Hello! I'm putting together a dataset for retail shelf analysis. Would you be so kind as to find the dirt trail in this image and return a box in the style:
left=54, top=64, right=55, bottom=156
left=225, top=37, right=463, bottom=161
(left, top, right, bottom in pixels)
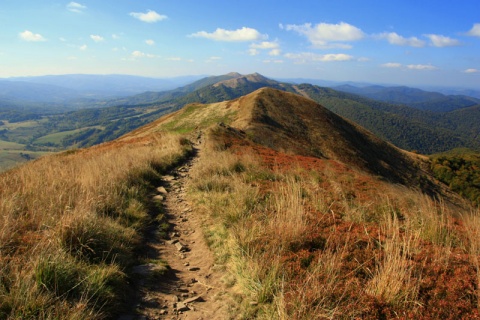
left=119, top=140, right=236, bottom=320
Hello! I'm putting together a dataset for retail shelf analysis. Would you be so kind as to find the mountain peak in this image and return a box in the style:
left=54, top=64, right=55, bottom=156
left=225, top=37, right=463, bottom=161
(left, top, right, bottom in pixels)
left=225, top=72, right=242, bottom=77
left=214, top=72, right=278, bottom=89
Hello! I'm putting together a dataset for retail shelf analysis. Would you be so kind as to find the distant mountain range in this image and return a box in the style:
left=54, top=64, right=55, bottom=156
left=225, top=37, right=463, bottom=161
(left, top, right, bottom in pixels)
left=0, top=74, right=204, bottom=106
left=1, top=72, right=480, bottom=157
left=333, top=84, right=480, bottom=112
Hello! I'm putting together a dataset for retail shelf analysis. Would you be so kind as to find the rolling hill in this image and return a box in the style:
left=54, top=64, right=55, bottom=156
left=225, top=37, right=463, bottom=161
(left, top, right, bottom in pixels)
left=1, top=72, right=480, bottom=172
left=2, top=86, right=479, bottom=319
left=334, top=84, right=480, bottom=112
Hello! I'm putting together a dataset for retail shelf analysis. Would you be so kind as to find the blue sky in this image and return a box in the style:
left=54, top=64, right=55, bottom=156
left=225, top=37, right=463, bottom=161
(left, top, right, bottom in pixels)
left=1, top=0, right=479, bottom=88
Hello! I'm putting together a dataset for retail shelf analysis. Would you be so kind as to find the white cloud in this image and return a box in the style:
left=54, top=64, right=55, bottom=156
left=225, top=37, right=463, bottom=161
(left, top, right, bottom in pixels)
left=284, top=22, right=364, bottom=49
left=166, top=57, right=181, bottom=61
left=130, top=10, right=167, bottom=23
left=377, top=32, right=425, bottom=47
left=285, top=52, right=353, bottom=63
left=382, top=62, right=402, bottom=68
left=206, top=56, right=222, bottom=63
left=250, top=41, right=279, bottom=50
left=19, top=30, right=46, bottom=42
left=112, top=34, right=120, bottom=40
left=263, top=59, right=284, bottom=64
left=425, top=34, right=461, bottom=47
left=79, top=44, right=87, bottom=51
left=90, top=35, right=104, bottom=43
left=132, top=51, right=145, bottom=58
left=190, top=27, right=266, bottom=42
left=464, top=68, right=479, bottom=73
left=249, top=41, right=280, bottom=56
left=407, top=64, right=437, bottom=70
left=357, top=57, right=370, bottom=62
left=269, top=49, right=281, bottom=56
left=467, top=23, right=480, bottom=37
left=67, top=2, right=86, bottom=13
left=131, top=51, right=157, bottom=59
left=145, top=39, right=155, bottom=46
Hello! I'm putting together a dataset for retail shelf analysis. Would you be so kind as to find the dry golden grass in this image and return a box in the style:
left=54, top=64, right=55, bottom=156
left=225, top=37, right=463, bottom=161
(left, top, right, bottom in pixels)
left=186, top=128, right=480, bottom=319
left=0, top=132, right=191, bottom=319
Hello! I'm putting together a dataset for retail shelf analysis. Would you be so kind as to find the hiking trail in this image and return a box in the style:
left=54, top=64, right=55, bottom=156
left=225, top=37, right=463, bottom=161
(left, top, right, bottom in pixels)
left=119, top=138, right=237, bottom=320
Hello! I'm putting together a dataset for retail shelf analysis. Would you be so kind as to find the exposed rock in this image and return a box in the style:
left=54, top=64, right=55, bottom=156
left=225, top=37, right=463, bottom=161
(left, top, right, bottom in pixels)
left=152, top=194, right=164, bottom=201
left=162, top=175, right=176, bottom=181
left=184, top=295, right=204, bottom=304
left=175, top=302, right=190, bottom=312
left=175, top=241, right=188, bottom=252
left=157, top=186, right=168, bottom=194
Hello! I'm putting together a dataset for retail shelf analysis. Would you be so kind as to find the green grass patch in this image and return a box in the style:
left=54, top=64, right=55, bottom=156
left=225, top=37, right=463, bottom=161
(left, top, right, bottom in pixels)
left=1, top=119, right=44, bottom=130
left=0, top=139, right=25, bottom=150
left=34, top=129, right=85, bottom=145
left=162, top=103, right=237, bottom=133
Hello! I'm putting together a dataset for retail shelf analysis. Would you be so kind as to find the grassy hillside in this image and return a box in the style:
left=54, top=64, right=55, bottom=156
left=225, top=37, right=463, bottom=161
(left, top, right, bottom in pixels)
left=2, top=88, right=480, bottom=318
left=186, top=127, right=480, bottom=318
left=0, top=131, right=193, bottom=318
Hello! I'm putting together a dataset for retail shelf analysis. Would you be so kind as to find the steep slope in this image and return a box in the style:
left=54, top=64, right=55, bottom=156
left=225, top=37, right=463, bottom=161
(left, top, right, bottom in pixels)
left=234, top=88, right=426, bottom=185
left=155, top=88, right=436, bottom=190
left=151, top=74, right=480, bottom=154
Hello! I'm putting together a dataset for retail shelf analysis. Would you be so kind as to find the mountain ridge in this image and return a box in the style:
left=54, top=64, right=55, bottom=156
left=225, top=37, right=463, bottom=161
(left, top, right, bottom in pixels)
left=1, top=82, right=478, bottom=319
left=154, top=87, right=441, bottom=192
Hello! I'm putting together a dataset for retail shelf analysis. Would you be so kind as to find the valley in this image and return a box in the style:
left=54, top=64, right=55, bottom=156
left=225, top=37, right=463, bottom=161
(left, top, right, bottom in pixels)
left=1, top=72, right=479, bottom=172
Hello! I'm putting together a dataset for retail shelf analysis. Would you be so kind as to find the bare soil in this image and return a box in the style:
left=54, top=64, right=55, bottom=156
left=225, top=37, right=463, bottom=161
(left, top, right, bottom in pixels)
left=119, top=142, right=237, bottom=320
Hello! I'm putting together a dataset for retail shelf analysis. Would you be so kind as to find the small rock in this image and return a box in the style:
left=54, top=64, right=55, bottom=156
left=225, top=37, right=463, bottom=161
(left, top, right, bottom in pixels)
left=175, top=302, right=190, bottom=312
left=157, top=186, right=168, bottom=194
left=175, top=242, right=188, bottom=252
left=183, top=295, right=203, bottom=304
left=169, top=232, right=180, bottom=238
left=168, top=239, right=179, bottom=245
left=250, top=301, right=259, bottom=306
left=152, top=195, right=164, bottom=201
left=184, top=262, right=190, bottom=266
left=163, top=175, right=175, bottom=181
left=181, top=293, right=189, bottom=298
left=159, top=309, right=168, bottom=315
left=188, top=267, right=200, bottom=272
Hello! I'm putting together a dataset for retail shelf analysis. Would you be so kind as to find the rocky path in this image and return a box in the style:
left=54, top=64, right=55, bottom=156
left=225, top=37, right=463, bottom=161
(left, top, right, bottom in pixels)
left=119, top=141, right=236, bottom=320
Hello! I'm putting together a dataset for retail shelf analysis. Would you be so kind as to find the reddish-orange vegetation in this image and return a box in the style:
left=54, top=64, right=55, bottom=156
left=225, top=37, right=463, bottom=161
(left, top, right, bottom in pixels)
left=213, top=129, right=480, bottom=318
